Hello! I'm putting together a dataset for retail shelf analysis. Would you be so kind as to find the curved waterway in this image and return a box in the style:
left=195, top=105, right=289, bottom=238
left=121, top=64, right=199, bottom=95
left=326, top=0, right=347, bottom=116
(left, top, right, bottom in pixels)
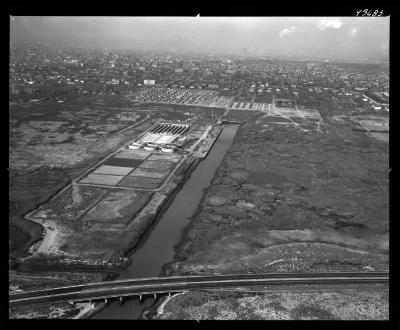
left=92, top=124, right=239, bottom=319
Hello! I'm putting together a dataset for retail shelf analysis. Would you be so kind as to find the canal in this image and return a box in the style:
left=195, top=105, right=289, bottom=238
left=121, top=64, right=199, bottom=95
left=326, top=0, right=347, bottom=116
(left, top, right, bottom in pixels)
left=92, top=124, right=239, bottom=319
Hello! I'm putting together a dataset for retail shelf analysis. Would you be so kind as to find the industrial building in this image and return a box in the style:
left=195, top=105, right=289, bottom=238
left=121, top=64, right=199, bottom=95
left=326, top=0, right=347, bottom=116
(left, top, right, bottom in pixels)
left=129, top=122, right=190, bottom=152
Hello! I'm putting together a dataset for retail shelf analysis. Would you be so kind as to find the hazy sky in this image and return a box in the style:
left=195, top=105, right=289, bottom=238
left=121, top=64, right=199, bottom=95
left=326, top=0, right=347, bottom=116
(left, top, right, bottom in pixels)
left=10, top=16, right=389, bottom=59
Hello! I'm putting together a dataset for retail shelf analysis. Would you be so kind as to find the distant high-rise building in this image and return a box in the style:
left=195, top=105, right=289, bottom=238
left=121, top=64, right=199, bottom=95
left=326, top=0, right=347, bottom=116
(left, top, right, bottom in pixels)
left=204, top=69, right=213, bottom=77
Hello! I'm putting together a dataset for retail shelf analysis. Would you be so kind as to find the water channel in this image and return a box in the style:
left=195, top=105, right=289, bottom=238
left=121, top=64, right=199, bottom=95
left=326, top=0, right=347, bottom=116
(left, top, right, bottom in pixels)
left=92, top=124, right=239, bottom=319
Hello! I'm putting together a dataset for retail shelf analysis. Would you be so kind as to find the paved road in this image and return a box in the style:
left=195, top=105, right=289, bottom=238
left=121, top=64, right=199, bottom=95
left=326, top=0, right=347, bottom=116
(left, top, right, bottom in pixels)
left=9, top=272, right=388, bottom=307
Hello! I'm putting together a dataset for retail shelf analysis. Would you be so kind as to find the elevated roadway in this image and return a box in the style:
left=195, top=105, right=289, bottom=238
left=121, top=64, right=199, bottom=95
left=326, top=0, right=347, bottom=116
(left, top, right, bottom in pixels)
left=9, top=272, right=388, bottom=307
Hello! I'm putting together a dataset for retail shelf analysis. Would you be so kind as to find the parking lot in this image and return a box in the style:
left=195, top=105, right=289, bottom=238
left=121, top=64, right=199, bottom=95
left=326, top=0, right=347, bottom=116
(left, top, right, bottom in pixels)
left=136, top=87, right=275, bottom=112
left=230, top=101, right=272, bottom=111
left=136, top=87, right=233, bottom=108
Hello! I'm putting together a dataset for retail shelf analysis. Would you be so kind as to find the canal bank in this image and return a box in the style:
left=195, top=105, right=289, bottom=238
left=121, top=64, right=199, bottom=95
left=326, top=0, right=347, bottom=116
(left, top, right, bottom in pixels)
left=91, top=124, right=239, bottom=319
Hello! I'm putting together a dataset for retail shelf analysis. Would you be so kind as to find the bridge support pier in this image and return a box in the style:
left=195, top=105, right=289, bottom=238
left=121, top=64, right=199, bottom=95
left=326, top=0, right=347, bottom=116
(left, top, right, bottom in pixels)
left=153, top=293, right=157, bottom=301
left=119, top=296, right=124, bottom=305
left=138, top=294, right=143, bottom=304
left=104, top=298, right=108, bottom=304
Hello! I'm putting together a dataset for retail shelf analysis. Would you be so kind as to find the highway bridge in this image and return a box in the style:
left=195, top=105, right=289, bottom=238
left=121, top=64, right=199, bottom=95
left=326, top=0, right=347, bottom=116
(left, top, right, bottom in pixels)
left=9, top=272, right=388, bottom=307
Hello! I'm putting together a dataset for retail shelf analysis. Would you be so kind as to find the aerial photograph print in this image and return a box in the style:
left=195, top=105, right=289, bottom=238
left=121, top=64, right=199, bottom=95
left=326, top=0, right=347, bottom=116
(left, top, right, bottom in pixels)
left=8, top=14, right=389, bottom=320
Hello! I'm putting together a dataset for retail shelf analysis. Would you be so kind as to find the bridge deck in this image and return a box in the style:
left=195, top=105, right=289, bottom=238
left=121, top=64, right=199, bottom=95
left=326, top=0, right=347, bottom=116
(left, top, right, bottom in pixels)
left=9, top=272, right=388, bottom=307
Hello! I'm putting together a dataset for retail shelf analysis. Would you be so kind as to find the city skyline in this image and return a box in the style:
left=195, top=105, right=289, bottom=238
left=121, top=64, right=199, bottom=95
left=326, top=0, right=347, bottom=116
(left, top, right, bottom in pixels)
left=11, top=16, right=389, bottom=61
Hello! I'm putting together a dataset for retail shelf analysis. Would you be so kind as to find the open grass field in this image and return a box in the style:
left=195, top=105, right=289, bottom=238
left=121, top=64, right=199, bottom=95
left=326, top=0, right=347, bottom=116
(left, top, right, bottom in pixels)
left=167, top=111, right=388, bottom=276
left=158, top=110, right=388, bottom=320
